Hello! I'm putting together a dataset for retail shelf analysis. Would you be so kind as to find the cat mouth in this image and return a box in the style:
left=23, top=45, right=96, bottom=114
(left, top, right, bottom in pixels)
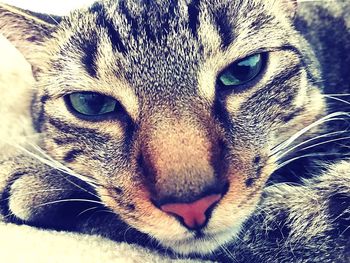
left=159, top=226, right=242, bottom=256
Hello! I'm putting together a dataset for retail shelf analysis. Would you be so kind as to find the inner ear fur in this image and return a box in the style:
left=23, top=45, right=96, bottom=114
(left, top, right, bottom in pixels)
left=282, top=0, right=298, bottom=18
left=0, top=3, right=60, bottom=71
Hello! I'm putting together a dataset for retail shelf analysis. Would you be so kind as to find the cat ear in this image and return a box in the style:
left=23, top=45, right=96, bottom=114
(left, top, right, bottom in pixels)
left=281, top=0, right=298, bottom=19
left=0, top=3, right=61, bottom=72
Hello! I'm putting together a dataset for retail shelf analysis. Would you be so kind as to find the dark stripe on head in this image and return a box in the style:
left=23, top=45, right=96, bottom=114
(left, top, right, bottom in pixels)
left=160, top=0, right=178, bottom=37
left=119, top=0, right=139, bottom=40
left=140, top=1, right=162, bottom=42
left=249, top=12, right=273, bottom=31
left=91, top=2, right=128, bottom=54
left=63, top=149, right=84, bottom=163
left=187, top=0, right=201, bottom=37
left=81, top=40, right=98, bottom=77
left=213, top=8, right=234, bottom=49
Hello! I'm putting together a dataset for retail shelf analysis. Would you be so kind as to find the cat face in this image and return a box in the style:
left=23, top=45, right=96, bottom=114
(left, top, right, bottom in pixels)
left=0, top=0, right=325, bottom=255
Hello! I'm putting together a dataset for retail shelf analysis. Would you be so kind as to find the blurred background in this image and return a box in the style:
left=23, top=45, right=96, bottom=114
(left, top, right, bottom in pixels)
left=2, top=0, right=95, bottom=15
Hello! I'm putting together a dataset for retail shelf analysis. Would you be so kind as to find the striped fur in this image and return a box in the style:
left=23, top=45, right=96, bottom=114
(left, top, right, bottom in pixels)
left=0, top=0, right=349, bottom=261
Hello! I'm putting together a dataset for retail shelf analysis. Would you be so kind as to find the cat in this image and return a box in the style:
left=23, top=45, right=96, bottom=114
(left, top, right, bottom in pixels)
left=0, top=0, right=349, bottom=262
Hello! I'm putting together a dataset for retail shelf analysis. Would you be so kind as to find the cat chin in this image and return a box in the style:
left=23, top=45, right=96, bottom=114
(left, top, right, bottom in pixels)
left=159, top=225, right=241, bottom=256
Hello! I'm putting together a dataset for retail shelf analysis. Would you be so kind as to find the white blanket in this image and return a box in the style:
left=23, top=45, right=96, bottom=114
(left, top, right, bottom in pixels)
left=0, top=222, right=197, bottom=263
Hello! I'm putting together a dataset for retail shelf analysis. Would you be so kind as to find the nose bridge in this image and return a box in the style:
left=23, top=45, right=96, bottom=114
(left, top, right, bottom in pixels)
left=142, top=115, right=217, bottom=199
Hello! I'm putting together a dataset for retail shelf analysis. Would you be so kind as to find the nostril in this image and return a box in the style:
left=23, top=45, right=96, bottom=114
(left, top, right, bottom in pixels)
left=160, top=194, right=222, bottom=230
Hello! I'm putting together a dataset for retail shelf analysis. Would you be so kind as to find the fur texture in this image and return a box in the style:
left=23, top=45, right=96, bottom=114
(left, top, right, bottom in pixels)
left=0, top=0, right=349, bottom=262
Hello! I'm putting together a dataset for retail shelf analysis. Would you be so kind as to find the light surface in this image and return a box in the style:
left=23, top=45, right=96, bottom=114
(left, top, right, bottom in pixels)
left=2, top=0, right=95, bottom=15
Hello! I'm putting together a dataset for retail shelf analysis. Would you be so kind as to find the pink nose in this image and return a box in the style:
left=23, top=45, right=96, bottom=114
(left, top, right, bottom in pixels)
left=160, top=194, right=222, bottom=229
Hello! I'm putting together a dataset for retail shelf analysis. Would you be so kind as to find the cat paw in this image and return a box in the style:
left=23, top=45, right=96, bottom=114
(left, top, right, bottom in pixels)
left=1, top=167, right=97, bottom=228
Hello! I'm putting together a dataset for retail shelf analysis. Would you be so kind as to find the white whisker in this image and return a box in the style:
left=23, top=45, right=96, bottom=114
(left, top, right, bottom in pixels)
left=323, top=95, right=350, bottom=106
left=0, top=188, right=68, bottom=202
left=275, top=130, right=349, bottom=160
left=212, top=237, right=238, bottom=263
left=77, top=206, right=100, bottom=217
left=322, top=93, right=350, bottom=97
left=264, top=182, right=305, bottom=190
left=270, top=111, right=350, bottom=155
left=27, top=142, right=98, bottom=187
left=47, top=14, right=60, bottom=25
left=3, top=198, right=104, bottom=220
left=297, top=136, right=350, bottom=153
left=30, top=198, right=104, bottom=207
left=0, top=137, right=101, bottom=199
left=275, top=152, right=350, bottom=171
left=271, top=112, right=350, bottom=156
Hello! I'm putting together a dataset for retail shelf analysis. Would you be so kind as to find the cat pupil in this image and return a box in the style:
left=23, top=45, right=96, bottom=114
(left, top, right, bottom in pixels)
left=232, top=64, right=252, bottom=80
left=82, top=94, right=105, bottom=113
left=219, top=54, right=263, bottom=87
left=69, top=92, right=116, bottom=116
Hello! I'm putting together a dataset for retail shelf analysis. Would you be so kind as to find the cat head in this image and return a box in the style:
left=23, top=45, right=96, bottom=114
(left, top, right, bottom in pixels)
left=0, top=0, right=325, bottom=255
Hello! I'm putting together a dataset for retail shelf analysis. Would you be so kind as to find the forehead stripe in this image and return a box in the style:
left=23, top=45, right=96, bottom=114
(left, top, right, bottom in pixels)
left=212, top=7, right=234, bottom=49
left=81, top=40, right=98, bottom=77
left=119, top=0, right=139, bottom=39
left=187, top=0, right=201, bottom=37
left=90, top=2, right=128, bottom=54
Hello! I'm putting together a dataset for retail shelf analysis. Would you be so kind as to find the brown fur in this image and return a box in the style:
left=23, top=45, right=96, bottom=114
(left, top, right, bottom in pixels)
left=0, top=0, right=349, bottom=261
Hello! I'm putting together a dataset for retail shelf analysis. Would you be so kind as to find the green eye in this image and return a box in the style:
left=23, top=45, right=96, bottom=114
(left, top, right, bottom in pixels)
left=68, top=92, right=117, bottom=116
left=218, top=53, right=265, bottom=88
